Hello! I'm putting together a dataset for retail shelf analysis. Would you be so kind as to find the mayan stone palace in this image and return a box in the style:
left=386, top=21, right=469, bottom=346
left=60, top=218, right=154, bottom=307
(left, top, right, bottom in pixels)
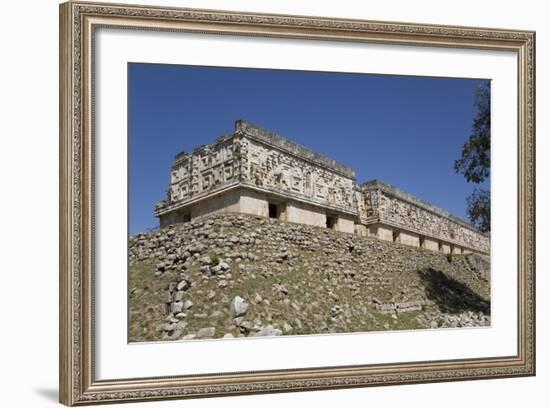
left=155, top=120, right=490, bottom=255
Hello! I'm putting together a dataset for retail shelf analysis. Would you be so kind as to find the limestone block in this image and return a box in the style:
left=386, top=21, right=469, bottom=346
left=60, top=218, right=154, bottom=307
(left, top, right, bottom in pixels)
left=335, top=215, right=355, bottom=234
left=286, top=202, right=326, bottom=228
left=377, top=226, right=394, bottom=242
left=239, top=190, right=269, bottom=217
left=355, top=223, right=367, bottom=237
left=399, top=231, right=420, bottom=247
left=423, top=237, right=439, bottom=251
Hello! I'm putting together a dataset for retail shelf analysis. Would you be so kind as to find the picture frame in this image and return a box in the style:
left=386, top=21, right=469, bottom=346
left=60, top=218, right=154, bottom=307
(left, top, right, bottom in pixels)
left=59, top=1, right=536, bottom=405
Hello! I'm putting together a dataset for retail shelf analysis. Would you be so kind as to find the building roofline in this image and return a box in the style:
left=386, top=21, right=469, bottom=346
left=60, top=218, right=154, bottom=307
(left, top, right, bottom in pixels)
left=235, top=120, right=356, bottom=179
left=172, top=133, right=236, bottom=167
left=360, top=179, right=488, bottom=235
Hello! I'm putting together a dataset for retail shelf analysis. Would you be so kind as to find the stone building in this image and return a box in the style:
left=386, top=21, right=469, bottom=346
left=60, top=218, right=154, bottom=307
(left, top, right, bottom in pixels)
left=155, top=120, right=490, bottom=255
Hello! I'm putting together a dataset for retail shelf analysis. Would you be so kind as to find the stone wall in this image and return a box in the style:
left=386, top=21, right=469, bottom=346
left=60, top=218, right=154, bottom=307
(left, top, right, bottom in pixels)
left=285, top=200, right=327, bottom=229
left=159, top=188, right=241, bottom=228
left=235, top=120, right=355, bottom=179
left=358, top=180, right=490, bottom=254
left=239, top=189, right=272, bottom=218
left=167, top=135, right=240, bottom=205
left=423, top=237, right=440, bottom=252
left=160, top=186, right=356, bottom=233
left=239, top=133, right=357, bottom=217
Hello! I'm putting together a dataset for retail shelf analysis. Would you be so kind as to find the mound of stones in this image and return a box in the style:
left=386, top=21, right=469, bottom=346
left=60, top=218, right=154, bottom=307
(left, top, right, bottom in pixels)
left=129, top=213, right=491, bottom=341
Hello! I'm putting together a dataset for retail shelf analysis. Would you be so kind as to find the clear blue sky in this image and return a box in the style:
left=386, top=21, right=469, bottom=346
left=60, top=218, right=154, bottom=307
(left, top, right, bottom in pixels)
left=129, top=63, right=489, bottom=235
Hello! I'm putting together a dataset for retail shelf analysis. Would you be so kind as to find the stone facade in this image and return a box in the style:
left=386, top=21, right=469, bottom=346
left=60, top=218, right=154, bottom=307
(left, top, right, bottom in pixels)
left=155, top=120, right=490, bottom=255
left=358, top=180, right=490, bottom=254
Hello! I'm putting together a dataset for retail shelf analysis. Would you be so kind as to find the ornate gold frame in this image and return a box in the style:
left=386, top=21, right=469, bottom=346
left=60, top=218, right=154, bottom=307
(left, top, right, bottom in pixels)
left=59, top=1, right=536, bottom=405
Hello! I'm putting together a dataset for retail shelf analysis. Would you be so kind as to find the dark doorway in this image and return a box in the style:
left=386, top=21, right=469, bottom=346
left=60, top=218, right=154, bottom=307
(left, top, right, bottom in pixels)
left=392, top=230, right=400, bottom=243
left=326, top=214, right=336, bottom=229
left=177, top=212, right=191, bottom=223
left=268, top=203, right=278, bottom=219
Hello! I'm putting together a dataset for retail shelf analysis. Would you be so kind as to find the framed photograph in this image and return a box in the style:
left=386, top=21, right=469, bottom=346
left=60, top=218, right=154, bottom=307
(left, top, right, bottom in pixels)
left=59, top=1, right=535, bottom=405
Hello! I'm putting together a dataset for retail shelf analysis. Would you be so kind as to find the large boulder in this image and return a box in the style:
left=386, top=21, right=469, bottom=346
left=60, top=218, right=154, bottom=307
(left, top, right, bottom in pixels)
left=230, top=296, right=249, bottom=318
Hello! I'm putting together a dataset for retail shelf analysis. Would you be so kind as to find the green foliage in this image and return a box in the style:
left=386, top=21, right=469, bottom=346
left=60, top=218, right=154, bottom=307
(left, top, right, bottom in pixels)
left=209, top=252, right=220, bottom=266
left=454, top=80, right=491, bottom=232
left=467, top=188, right=491, bottom=233
left=446, top=253, right=453, bottom=263
left=454, top=81, right=491, bottom=184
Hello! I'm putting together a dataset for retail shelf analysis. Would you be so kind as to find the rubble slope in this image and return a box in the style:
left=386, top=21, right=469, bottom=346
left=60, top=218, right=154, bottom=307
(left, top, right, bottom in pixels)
left=129, top=213, right=490, bottom=342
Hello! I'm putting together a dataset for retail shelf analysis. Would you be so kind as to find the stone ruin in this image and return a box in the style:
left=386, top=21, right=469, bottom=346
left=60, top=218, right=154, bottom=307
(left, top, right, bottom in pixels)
left=155, top=120, right=489, bottom=255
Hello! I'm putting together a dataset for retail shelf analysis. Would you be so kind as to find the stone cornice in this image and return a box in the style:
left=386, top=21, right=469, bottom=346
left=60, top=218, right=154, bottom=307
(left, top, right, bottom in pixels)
left=240, top=181, right=359, bottom=217
left=365, top=217, right=489, bottom=255
left=155, top=180, right=241, bottom=216
left=361, top=179, right=489, bottom=236
left=236, top=120, right=356, bottom=179
left=155, top=180, right=359, bottom=218
left=172, top=133, right=237, bottom=169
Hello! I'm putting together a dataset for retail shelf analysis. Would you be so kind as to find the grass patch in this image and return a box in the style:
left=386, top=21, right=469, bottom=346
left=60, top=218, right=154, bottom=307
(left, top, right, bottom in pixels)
left=128, top=261, right=178, bottom=342
left=209, top=252, right=220, bottom=266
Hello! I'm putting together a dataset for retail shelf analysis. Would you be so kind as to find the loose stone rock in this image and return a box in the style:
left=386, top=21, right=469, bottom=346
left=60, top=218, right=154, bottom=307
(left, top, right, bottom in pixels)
left=230, top=296, right=249, bottom=318
left=196, top=327, right=216, bottom=338
left=254, top=325, right=282, bottom=337
left=171, top=301, right=184, bottom=314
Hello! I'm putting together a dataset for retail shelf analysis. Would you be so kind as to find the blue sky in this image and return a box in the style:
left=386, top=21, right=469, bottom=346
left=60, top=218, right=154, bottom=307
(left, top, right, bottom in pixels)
left=129, top=63, right=489, bottom=235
